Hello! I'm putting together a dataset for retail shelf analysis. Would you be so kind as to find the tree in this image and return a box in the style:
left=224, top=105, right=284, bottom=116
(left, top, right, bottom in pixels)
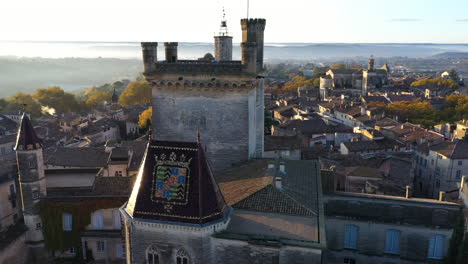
left=449, top=69, right=459, bottom=81
left=282, top=75, right=314, bottom=93
left=0, top=98, right=8, bottom=113
left=330, top=64, right=346, bottom=70
left=138, top=107, right=152, bottom=129
left=6, top=93, right=42, bottom=117
left=411, top=78, right=459, bottom=90
left=119, top=81, right=151, bottom=107
left=447, top=211, right=465, bottom=263
left=33, top=86, right=80, bottom=113
left=85, top=90, right=112, bottom=108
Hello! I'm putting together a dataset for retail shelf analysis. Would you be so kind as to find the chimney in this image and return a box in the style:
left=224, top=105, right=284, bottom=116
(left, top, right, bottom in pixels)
left=439, top=191, right=445, bottom=202
left=141, top=42, right=158, bottom=73
left=405, top=185, right=412, bottom=198
left=164, top=42, right=178, bottom=63
left=275, top=175, right=283, bottom=190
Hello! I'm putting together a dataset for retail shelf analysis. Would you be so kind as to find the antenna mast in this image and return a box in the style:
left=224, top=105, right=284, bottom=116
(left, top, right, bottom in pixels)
left=247, top=0, right=249, bottom=19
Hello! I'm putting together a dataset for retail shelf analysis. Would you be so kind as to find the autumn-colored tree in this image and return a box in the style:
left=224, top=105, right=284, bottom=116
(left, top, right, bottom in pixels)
left=138, top=107, right=152, bottom=129
left=85, top=90, right=112, bottom=108
left=6, top=92, right=42, bottom=117
left=119, top=81, right=151, bottom=107
left=411, top=78, right=459, bottom=90
left=33, top=86, right=80, bottom=112
left=330, top=64, right=346, bottom=70
left=282, top=75, right=314, bottom=93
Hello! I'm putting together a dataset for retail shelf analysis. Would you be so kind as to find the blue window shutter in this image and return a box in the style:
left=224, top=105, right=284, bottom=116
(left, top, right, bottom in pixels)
left=344, top=225, right=358, bottom=249
left=393, top=231, right=400, bottom=254
left=385, top=231, right=392, bottom=253
left=385, top=230, right=401, bottom=254
left=428, top=235, right=436, bottom=258
left=435, top=235, right=445, bottom=259
left=350, top=226, right=357, bottom=249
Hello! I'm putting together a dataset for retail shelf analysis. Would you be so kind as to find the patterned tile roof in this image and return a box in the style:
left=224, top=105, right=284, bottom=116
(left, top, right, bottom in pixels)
left=125, top=140, right=229, bottom=225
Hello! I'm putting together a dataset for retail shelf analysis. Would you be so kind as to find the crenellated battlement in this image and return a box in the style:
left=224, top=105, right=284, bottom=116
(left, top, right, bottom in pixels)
left=144, top=60, right=252, bottom=75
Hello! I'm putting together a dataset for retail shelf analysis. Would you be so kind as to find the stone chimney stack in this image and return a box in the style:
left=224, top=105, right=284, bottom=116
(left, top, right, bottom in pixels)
left=439, top=191, right=445, bottom=201
left=141, top=42, right=158, bottom=73
left=164, top=42, right=178, bottom=63
left=241, top=18, right=266, bottom=72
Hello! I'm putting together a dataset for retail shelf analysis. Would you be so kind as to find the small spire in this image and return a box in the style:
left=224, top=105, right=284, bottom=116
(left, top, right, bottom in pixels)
left=15, top=113, right=42, bottom=151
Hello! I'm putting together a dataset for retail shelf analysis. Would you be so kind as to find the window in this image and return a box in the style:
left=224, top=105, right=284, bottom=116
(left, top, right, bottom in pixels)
left=36, top=222, right=42, bottom=230
left=428, top=234, right=445, bottom=259
left=32, top=191, right=40, bottom=200
left=28, top=159, right=36, bottom=169
left=113, top=209, right=121, bottom=229
left=91, top=210, right=104, bottom=229
left=116, top=243, right=125, bottom=259
left=97, top=241, right=105, bottom=252
left=147, top=246, right=160, bottom=264
left=62, top=213, right=73, bottom=231
left=176, top=249, right=189, bottom=264
left=459, top=160, right=463, bottom=166
left=69, top=247, right=76, bottom=256
left=344, top=258, right=356, bottom=264
left=432, top=159, right=434, bottom=165
left=343, top=224, right=358, bottom=249
left=385, top=229, right=401, bottom=254
left=456, top=170, right=462, bottom=179
left=115, top=171, right=123, bottom=177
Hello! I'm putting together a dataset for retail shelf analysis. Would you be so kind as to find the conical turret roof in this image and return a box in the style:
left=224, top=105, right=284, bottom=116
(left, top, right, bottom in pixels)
left=15, top=113, right=42, bottom=151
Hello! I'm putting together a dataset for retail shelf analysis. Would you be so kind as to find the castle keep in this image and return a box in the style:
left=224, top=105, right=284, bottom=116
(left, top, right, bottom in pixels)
left=142, top=18, right=266, bottom=171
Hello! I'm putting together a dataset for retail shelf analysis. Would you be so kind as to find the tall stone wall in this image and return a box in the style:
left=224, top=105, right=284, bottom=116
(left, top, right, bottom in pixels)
left=152, top=86, right=253, bottom=171
left=0, top=232, right=28, bottom=264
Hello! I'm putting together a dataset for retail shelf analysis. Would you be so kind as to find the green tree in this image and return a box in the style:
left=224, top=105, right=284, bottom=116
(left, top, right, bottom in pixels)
left=119, top=81, right=151, bottom=107
left=330, top=63, right=346, bottom=70
left=6, top=93, right=42, bottom=117
left=449, top=69, right=459, bottom=81
left=0, top=98, right=8, bottom=113
left=282, top=75, right=314, bottom=93
left=33, top=86, right=80, bottom=113
left=447, top=211, right=465, bottom=263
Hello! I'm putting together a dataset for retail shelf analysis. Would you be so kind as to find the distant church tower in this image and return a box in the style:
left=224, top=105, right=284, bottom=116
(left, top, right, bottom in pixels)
left=142, top=17, right=266, bottom=171
left=214, top=9, right=233, bottom=61
left=15, top=113, right=48, bottom=263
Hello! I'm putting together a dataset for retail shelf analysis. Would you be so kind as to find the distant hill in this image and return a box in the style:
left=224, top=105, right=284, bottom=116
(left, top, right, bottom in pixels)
left=0, top=57, right=141, bottom=97
left=432, top=52, right=468, bottom=59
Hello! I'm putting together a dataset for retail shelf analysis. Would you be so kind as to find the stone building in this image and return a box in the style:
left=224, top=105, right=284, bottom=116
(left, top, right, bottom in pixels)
left=323, top=192, right=460, bottom=264
left=120, top=140, right=326, bottom=264
left=320, top=56, right=389, bottom=97
left=143, top=18, right=266, bottom=171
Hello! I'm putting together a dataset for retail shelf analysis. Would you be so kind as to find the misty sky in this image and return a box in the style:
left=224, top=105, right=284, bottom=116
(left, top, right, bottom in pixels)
left=2, top=0, right=468, bottom=43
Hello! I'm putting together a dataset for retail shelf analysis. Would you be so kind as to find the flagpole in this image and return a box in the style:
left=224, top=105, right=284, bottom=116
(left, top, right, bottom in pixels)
left=247, top=0, right=249, bottom=19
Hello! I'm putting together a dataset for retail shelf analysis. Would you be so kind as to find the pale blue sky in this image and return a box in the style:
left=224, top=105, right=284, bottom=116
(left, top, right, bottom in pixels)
left=1, top=0, right=467, bottom=43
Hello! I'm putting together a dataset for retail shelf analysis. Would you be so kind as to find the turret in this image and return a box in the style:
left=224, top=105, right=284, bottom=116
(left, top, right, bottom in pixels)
left=141, top=42, right=158, bottom=73
left=214, top=17, right=233, bottom=61
left=241, top=18, right=266, bottom=72
left=15, top=113, right=48, bottom=262
left=368, top=55, right=375, bottom=71
left=164, top=42, right=178, bottom=63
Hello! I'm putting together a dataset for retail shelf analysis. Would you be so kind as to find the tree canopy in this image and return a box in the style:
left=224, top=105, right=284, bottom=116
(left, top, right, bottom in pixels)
left=119, top=81, right=151, bottom=107
left=411, top=77, right=459, bottom=90
left=85, top=90, right=112, bottom=108
left=138, top=107, right=152, bottom=129
left=33, top=86, right=80, bottom=113
left=6, top=92, right=42, bottom=117
left=281, top=75, right=315, bottom=93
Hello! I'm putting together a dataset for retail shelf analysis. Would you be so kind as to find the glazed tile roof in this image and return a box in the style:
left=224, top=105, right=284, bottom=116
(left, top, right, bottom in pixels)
left=125, top=140, right=228, bottom=225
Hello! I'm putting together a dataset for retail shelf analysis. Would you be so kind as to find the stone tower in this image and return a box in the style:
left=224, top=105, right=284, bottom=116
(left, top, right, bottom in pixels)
left=15, top=113, right=48, bottom=263
left=241, top=18, right=266, bottom=71
left=143, top=18, right=266, bottom=171
left=214, top=12, right=233, bottom=61
left=368, top=55, right=375, bottom=71
left=121, top=140, right=230, bottom=264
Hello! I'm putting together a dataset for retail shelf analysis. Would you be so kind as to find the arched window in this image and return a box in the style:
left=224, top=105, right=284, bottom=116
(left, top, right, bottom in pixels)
left=147, top=246, right=160, bottom=264
left=176, top=248, right=189, bottom=264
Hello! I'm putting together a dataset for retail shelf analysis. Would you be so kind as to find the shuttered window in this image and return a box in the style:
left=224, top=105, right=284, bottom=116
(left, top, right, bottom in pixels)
left=62, top=213, right=73, bottom=231
left=428, top=234, right=445, bottom=259
left=91, top=210, right=104, bottom=229
left=343, top=224, right=358, bottom=249
left=113, top=209, right=121, bottom=229
left=385, top=229, right=401, bottom=254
